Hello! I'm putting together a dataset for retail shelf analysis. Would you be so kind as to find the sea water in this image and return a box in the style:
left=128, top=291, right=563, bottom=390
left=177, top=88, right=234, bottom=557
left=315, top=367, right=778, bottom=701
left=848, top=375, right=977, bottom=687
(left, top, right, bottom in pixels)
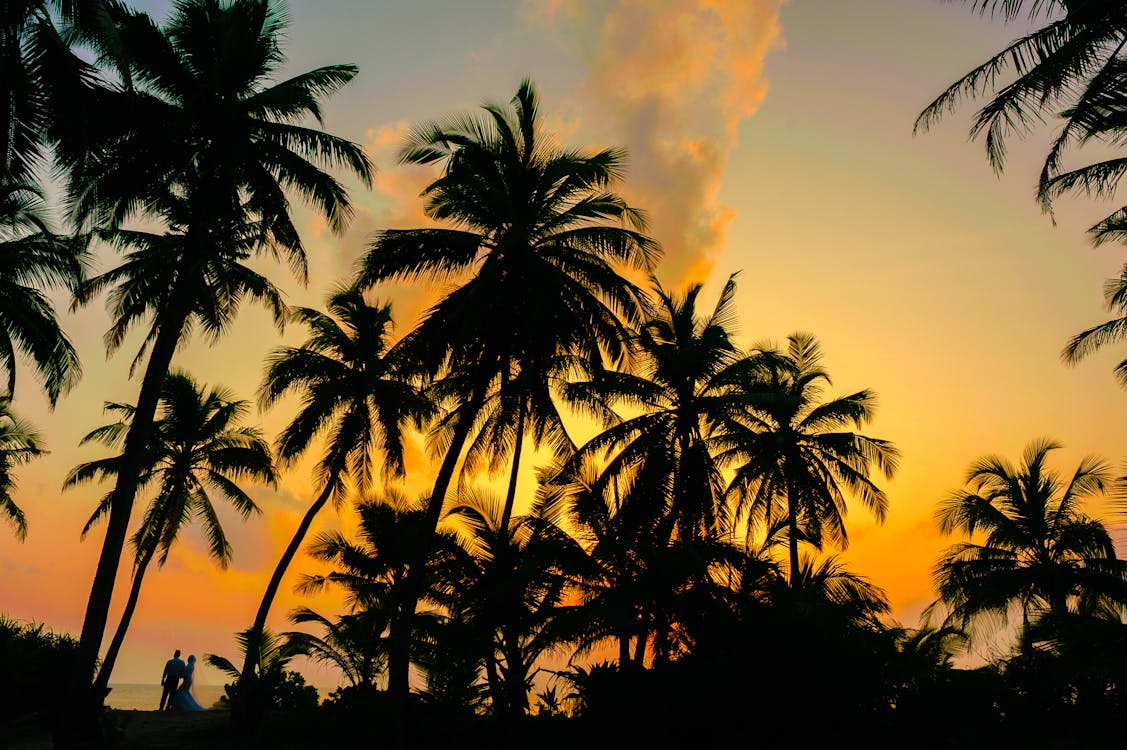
left=105, top=684, right=227, bottom=711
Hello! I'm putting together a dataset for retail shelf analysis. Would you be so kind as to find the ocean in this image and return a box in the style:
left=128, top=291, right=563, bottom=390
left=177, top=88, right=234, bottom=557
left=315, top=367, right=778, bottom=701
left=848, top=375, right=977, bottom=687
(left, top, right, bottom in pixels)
left=105, top=684, right=227, bottom=711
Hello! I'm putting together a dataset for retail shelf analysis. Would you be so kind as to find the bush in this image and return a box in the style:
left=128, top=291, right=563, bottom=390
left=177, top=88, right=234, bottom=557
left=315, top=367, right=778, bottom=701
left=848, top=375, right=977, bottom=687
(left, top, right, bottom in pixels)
left=0, top=616, right=79, bottom=724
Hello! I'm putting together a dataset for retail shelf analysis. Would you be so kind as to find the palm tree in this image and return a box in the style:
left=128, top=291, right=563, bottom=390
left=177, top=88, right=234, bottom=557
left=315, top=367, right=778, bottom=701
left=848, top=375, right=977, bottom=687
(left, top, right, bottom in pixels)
left=718, top=333, right=899, bottom=587
left=244, top=288, right=433, bottom=685
left=444, top=489, right=581, bottom=717
left=563, top=275, right=747, bottom=543
left=284, top=607, right=387, bottom=691
left=933, top=439, right=1123, bottom=637
left=63, top=0, right=372, bottom=708
left=0, top=180, right=82, bottom=404
left=356, top=78, right=657, bottom=703
left=0, top=397, right=43, bottom=539
left=67, top=371, right=273, bottom=696
left=294, top=493, right=467, bottom=692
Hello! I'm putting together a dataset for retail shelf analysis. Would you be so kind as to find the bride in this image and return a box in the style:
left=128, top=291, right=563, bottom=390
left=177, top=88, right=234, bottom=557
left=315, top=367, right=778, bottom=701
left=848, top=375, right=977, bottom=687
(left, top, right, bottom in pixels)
left=171, top=655, right=207, bottom=711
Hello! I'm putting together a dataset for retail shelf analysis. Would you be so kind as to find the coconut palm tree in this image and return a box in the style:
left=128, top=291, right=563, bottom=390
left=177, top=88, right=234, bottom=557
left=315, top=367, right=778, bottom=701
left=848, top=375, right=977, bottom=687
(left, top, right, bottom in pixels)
left=243, top=289, right=433, bottom=685
left=294, top=493, right=467, bottom=692
left=563, top=275, right=747, bottom=543
left=0, top=397, right=43, bottom=539
left=718, top=333, right=899, bottom=587
left=0, top=180, right=82, bottom=404
left=63, top=0, right=372, bottom=707
left=284, top=607, right=387, bottom=691
left=67, top=371, right=273, bottom=695
left=444, top=489, right=581, bottom=717
left=932, top=439, right=1123, bottom=636
left=356, top=78, right=657, bottom=704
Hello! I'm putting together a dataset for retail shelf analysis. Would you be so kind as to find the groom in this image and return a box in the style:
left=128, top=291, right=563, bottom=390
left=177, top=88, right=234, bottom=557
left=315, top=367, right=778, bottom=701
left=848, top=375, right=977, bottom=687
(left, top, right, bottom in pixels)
left=160, top=649, right=186, bottom=710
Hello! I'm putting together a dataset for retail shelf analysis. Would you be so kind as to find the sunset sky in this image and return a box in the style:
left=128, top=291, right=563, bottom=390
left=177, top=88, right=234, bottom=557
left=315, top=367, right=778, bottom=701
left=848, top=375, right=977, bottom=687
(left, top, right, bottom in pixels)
left=3, top=0, right=1127, bottom=687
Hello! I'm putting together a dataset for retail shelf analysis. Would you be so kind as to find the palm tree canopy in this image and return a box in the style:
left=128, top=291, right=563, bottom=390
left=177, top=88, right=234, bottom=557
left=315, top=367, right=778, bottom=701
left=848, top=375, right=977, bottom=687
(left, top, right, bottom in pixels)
left=0, top=397, right=44, bottom=540
left=68, top=370, right=273, bottom=567
left=718, top=332, right=899, bottom=551
left=932, top=438, right=1122, bottom=630
left=61, top=0, right=372, bottom=242
left=0, top=180, right=83, bottom=403
left=562, top=275, right=748, bottom=540
left=259, top=287, right=434, bottom=505
left=358, top=79, right=658, bottom=392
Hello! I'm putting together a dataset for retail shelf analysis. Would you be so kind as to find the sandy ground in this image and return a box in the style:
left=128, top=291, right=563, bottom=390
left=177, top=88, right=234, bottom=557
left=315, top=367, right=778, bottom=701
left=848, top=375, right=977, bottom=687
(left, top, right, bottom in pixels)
left=4, top=710, right=355, bottom=750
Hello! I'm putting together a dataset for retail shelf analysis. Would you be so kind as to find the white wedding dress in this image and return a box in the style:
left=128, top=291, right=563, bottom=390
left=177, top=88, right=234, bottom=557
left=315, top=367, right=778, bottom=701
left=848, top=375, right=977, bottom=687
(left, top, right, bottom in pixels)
left=171, top=656, right=207, bottom=711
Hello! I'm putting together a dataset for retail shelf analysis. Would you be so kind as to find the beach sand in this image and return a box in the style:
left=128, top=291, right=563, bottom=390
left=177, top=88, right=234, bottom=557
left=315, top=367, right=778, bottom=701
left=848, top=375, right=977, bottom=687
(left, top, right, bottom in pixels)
left=5, top=710, right=355, bottom=750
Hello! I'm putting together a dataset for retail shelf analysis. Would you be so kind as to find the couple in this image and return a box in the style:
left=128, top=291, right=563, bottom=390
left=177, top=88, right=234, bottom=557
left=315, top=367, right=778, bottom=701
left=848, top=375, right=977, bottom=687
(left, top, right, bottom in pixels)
left=159, top=649, right=206, bottom=711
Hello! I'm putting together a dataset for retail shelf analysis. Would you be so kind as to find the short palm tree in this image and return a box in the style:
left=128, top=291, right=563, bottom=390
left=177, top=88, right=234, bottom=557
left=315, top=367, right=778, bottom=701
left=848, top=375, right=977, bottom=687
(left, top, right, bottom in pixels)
left=356, top=78, right=657, bottom=703
left=0, top=397, right=43, bottom=539
left=932, top=439, right=1122, bottom=635
left=718, top=333, right=899, bottom=587
left=0, top=180, right=82, bottom=404
left=294, top=493, right=466, bottom=691
left=65, top=0, right=372, bottom=702
left=67, top=371, right=273, bottom=695
left=284, top=607, right=387, bottom=691
left=444, top=489, right=580, bottom=716
left=243, top=288, right=433, bottom=683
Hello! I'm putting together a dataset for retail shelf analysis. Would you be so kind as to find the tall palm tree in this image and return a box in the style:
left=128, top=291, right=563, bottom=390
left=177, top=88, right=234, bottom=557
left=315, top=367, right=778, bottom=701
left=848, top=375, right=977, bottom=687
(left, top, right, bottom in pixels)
left=932, top=439, right=1123, bottom=635
left=0, top=396, right=43, bottom=539
left=243, top=288, right=433, bottom=685
left=62, top=0, right=372, bottom=709
left=0, top=180, right=82, bottom=404
left=718, top=333, right=899, bottom=587
left=356, top=78, right=657, bottom=703
left=67, top=371, right=273, bottom=695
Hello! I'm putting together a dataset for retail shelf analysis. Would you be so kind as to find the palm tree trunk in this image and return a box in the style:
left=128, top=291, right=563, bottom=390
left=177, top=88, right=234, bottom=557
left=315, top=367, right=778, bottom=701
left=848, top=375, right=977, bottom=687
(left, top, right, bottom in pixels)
left=484, top=650, right=504, bottom=717
left=62, top=293, right=192, bottom=745
left=498, top=401, right=526, bottom=532
left=387, top=383, right=488, bottom=743
left=501, top=629, right=527, bottom=717
left=92, top=544, right=157, bottom=697
left=240, top=481, right=336, bottom=681
left=787, top=485, right=800, bottom=588
left=618, top=632, right=630, bottom=668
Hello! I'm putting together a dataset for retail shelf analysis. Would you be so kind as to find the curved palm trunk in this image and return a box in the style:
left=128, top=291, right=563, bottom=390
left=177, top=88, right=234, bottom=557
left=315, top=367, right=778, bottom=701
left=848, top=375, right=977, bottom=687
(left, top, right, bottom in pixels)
left=498, top=402, right=526, bottom=532
left=387, top=384, right=488, bottom=745
left=240, top=481, right=336, bottom=681
left=92, top=544, right=158, bottom=697
left=63, top=294, right=192, bottom=746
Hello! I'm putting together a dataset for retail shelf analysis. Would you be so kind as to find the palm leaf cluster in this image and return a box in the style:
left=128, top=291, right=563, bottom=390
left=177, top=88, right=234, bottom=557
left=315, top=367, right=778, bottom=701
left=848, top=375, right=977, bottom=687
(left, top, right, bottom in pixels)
left=921, top=1, right=1127, bottom=382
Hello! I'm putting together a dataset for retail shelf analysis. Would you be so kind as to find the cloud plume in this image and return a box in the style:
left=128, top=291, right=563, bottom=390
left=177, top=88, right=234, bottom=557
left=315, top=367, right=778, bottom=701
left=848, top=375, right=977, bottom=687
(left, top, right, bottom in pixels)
left=546, top=0, right=787, bottom=284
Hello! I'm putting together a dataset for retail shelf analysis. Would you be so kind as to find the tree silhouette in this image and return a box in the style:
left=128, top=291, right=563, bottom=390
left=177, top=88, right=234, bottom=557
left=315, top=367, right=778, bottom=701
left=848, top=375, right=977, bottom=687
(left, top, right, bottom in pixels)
left=68, top=371, right=272, bottom=695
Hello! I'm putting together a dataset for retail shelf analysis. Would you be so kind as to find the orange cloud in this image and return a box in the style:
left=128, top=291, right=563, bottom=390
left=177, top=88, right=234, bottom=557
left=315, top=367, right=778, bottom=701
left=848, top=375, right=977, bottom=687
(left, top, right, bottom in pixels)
left=545, top=0, right=787, bottom=285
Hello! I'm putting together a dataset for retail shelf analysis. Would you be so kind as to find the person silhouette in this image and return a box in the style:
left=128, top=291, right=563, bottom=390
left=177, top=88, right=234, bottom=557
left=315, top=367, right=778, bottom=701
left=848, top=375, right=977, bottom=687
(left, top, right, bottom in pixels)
left=170, top=655, right=206, bottom=711
left=160, top=649, right=186, bottom=710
